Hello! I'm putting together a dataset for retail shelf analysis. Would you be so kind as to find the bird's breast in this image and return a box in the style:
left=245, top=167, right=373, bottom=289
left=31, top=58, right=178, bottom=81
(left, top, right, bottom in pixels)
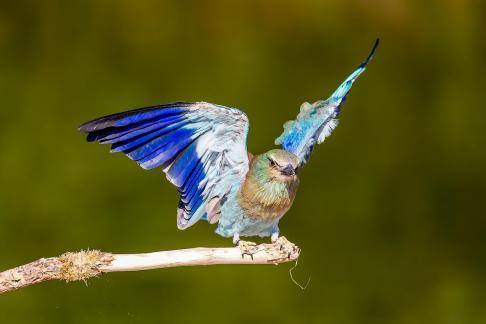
left=238, top=176, right=299, bottom=221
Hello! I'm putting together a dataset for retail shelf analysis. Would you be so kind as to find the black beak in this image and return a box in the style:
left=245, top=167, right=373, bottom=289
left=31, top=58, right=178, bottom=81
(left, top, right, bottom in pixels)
left=281, top=165, right=295, bottom=176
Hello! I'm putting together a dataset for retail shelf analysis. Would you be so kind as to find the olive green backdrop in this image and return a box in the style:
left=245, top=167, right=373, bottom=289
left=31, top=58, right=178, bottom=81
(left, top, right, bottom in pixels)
left=1, top=1, right=485, bottom=323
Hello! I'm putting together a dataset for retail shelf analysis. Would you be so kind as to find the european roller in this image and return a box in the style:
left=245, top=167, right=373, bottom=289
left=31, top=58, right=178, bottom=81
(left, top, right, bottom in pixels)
left=79, top=40, right=379, bottom=244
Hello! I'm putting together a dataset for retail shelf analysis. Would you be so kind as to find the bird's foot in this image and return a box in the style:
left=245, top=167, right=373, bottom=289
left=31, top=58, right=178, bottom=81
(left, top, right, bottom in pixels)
left=271, top=236, right=299, bottom=260
left=237, top=240, right=258, bottom=260
left=236, top=236, right=300, bottom=262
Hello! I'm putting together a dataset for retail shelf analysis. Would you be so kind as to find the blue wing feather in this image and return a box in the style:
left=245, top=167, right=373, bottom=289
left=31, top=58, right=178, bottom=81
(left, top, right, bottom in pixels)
left=110, top=120, right=189, bottom=154
left=118, top=126, right=193, bottom=158
left=330, top=39, right=379, bottom=103
left=181, top=168, right=205, bottom=203
left=135, top=130, right=198, bottom=169
left=112, top=107, right=187, bottom=127
left=79, top=102, right=192, bottom=132
left=99, top=116, right=185, bottom=144
left=179, top=156, right=206, bottom=196
left=167, top=140, right=201, bottom=187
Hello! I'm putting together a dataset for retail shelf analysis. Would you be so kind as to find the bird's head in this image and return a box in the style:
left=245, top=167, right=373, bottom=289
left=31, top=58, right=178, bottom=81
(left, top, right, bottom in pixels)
left=256, top=149, right=300, bottom=183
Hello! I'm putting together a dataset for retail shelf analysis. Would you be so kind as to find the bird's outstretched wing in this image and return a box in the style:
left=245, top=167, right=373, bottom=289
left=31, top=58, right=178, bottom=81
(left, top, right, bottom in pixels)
left=79, top=102, right=250, bottom=229
left=275, top=39, right=379, bottom=165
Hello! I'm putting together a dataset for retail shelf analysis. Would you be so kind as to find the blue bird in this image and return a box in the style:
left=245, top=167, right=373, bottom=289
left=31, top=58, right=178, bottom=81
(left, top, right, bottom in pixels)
left=79, top=40, right=379, bottom=244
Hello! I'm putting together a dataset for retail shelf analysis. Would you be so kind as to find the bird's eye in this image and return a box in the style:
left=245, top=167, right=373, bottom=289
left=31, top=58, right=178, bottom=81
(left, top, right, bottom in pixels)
left=268, top=158, right=276, bottom=167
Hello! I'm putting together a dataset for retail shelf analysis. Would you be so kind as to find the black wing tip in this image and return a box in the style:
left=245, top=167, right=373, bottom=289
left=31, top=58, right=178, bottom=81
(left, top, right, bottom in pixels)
left=78, top=119, right=117, bottom=133
left=370, top=38, right=380, bottom=58
left=362, top=38, right=380, bottom=67
left=78, top=121, right=99, bottom=132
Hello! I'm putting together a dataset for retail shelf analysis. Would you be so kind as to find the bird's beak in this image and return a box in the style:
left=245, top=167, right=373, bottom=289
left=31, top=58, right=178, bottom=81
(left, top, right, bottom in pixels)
left=281, top=165, right=295, bottom=176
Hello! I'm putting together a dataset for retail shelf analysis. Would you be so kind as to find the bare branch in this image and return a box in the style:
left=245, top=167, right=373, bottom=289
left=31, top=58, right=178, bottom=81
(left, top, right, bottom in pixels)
left=0, top=237, right=299, bottom=294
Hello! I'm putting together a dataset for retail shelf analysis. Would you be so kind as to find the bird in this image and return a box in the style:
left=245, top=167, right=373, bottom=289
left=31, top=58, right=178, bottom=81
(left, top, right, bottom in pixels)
left=79, top=39, right=379, bottom=244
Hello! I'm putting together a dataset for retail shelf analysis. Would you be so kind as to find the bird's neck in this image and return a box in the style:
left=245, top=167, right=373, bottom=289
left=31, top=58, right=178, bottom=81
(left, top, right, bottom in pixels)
left=238, top=157, right=298, bottom=220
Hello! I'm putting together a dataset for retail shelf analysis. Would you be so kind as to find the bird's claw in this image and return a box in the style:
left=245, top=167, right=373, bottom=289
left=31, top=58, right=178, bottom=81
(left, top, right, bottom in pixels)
left=238, top=240, right=258, bottom=260
left=271, top=236, right=299, bottom=260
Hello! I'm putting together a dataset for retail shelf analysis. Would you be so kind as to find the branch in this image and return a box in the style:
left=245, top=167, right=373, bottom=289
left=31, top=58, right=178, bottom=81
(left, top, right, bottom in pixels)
left=0, top=237, right=299, bottom=294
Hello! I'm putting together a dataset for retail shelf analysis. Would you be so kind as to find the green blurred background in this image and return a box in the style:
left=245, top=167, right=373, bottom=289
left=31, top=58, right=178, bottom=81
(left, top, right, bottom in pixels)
left=1, top=0, right=485, bottom=323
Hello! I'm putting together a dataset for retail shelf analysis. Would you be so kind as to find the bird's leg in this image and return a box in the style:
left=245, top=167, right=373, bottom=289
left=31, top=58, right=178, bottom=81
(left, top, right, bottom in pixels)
left=232, top=233, right=240, bottom=245
left=271, top=232, right=279, bottom=243
left=270, top=225, right=280, bottom=243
